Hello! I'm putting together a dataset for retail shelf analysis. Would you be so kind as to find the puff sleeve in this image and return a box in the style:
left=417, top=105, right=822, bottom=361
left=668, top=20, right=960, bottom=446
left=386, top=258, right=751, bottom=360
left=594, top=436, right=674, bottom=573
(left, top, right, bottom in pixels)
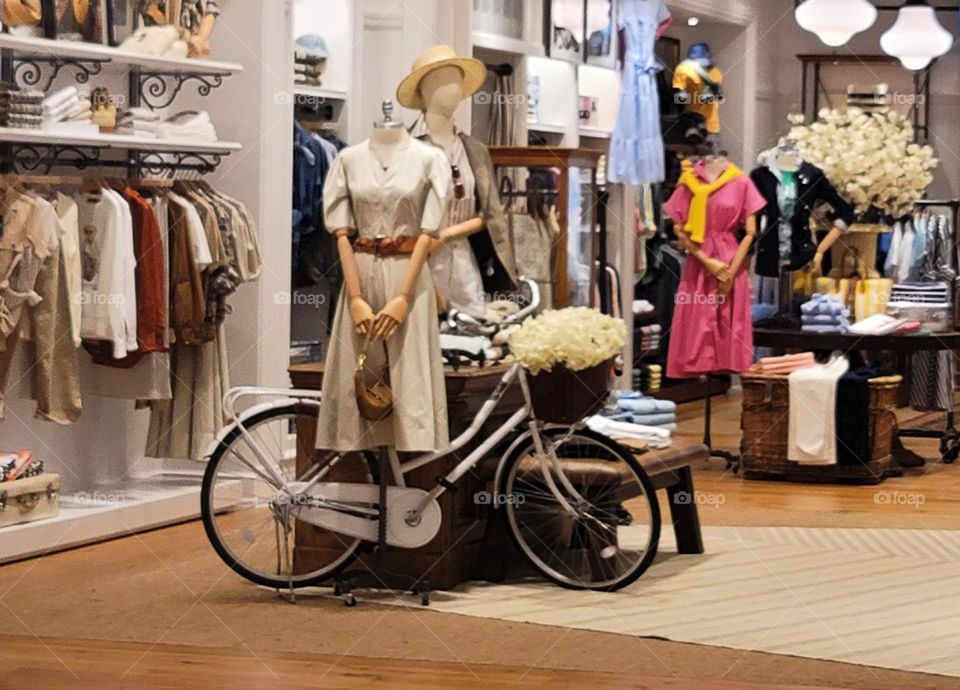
left=421, top=149, right=452, bottom=236
left=663, top=184, right=693, bottom=227
left=322, top=153, right=356, bottom=234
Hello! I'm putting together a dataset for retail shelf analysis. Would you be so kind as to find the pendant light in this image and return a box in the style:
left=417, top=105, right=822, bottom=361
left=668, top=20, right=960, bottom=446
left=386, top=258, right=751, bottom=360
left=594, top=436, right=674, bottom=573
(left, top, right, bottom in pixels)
left=795, top=0, right=878, bottom=47
left=880, top=0, right=954, bottom=70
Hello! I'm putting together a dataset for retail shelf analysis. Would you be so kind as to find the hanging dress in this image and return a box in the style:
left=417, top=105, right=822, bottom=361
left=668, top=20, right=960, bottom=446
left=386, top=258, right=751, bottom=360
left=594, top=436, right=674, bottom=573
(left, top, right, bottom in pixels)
left=664, top=159, right=766, bottom=378
left=607, top=0, right=671, bottom=186
left=315, top=137, right=451, bottom=453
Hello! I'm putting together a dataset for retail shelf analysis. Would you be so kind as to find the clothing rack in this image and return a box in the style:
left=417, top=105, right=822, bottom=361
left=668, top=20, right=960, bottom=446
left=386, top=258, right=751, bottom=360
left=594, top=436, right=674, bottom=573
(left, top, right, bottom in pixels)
left=0, top=173, right=176, bottom=189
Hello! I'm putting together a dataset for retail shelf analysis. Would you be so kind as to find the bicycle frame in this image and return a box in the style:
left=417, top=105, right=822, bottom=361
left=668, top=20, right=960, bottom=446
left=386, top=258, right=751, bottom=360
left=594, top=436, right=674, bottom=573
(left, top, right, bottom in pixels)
left=218, top=363, right=587, bottom=530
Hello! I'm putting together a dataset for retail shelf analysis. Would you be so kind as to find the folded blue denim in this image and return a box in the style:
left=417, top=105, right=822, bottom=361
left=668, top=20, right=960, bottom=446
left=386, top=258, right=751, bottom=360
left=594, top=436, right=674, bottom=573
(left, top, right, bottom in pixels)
left=615, top=392, right=677, bottom=414
left=607, top=411, right=677, bottom=427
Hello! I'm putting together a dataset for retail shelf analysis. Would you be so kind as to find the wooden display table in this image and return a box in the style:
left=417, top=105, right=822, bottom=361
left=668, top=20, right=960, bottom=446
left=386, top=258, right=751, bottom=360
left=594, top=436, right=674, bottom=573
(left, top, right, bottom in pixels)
left=289, top=363, right=708, bottom=589
left=754, top=328, right=960, bottom=463
left=289, top=362, right=523, bottom=590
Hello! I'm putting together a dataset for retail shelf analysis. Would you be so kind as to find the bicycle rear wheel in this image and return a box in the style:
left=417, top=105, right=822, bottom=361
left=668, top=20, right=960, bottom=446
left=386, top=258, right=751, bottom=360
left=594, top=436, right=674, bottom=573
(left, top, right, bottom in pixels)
left=498, top=427, right=660, bottom=591
left=201, top=404, right=376, bottom=589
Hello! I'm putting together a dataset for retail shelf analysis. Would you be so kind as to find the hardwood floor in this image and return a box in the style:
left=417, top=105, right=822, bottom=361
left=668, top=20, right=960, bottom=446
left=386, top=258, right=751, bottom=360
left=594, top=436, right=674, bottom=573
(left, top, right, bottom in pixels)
left=0, top=634, right=842, bottom=690
left=1, top=389, right=958, bottom=689
left=669, top=390, right=960, bottom=529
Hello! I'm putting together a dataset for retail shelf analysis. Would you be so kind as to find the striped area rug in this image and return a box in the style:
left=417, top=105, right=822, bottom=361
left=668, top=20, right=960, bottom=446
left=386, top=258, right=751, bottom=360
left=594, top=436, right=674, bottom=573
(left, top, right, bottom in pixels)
left=416, top=526, right=960, bottom=678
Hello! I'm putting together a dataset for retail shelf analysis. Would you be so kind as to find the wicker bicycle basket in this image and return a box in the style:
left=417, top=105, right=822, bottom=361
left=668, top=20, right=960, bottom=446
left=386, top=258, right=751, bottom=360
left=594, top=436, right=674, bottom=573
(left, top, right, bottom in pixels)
left=526, top=358, right=616, bottom=425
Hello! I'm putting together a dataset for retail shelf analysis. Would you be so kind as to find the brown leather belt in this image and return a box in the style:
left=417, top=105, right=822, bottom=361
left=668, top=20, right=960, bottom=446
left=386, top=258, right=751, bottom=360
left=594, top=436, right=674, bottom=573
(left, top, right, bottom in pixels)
left=353, top=235, right=417, bottom=256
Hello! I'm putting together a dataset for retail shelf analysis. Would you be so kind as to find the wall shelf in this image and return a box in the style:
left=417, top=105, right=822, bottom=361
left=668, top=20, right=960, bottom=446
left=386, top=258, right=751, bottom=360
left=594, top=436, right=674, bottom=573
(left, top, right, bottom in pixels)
left=472, top=31, right=544, bottom=57
left=528, top=122, right=567, bottom=135
left=0, top=34, right=243, bottom=76
left=293, top=85, right=347, bottom=102
left=579, top=127, right=611, bottom=139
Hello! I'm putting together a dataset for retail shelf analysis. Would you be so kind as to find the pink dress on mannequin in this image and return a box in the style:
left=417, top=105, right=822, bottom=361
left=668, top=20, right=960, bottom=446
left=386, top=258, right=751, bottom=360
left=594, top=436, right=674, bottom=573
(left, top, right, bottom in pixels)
left=663, top=160, right=766, bottom=378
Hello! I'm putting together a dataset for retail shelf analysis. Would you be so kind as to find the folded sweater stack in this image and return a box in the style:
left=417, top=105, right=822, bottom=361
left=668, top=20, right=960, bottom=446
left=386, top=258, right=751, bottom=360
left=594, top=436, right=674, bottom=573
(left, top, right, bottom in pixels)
left=602, top=391, right=678, bottom=431
left=41, top=86, right=95, bottom=134
left=118, top=109, right=218, bottom=142
left=753, top=352, right=815, bottom=375
left=633, top=364, right=662, bottom=393
left=801, top=293, right=850, bottom=334
left=295, top=51, right=326, bottom=87
left=1, top=86, right=44, bottom=130
left=638, top=323, right=661, bottom=351
left=587, top=415, right=672, bottom=449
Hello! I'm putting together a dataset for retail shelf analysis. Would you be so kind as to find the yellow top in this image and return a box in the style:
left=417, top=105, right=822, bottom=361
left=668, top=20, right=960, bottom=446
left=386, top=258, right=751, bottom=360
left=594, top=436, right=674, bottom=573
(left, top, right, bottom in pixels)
left=678, top=163, right=743, bottom=244
left=673, top=62, right=724, bottom=134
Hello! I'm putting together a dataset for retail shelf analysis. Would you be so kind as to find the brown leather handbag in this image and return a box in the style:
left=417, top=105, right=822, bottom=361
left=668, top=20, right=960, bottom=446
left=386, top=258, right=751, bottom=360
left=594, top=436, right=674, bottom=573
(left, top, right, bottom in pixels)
left=355, top=332, right=393, bottom=422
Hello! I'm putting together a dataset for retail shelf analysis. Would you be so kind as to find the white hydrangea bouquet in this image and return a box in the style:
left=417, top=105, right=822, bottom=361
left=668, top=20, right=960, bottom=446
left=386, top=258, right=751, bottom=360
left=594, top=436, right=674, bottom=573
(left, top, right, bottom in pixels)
left=786, top=108, right=938, bottom=219
left=509, top=307, right=627, bottom=375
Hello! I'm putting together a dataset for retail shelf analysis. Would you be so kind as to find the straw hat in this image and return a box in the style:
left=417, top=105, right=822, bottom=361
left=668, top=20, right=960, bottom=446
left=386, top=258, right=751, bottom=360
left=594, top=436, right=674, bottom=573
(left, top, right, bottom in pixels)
left=396, top=45, right=486, bottom=111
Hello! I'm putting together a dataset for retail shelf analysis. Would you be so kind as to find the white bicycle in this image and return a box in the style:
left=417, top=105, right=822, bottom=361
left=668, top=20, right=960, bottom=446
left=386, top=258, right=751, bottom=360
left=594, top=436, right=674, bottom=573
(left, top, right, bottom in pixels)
left=201, top=283, right=660, bottom=593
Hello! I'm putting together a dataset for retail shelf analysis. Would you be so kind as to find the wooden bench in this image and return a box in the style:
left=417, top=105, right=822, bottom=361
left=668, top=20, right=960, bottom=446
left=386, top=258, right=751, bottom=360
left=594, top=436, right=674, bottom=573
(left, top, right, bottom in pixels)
left=474, top=439, right=707, bottom=583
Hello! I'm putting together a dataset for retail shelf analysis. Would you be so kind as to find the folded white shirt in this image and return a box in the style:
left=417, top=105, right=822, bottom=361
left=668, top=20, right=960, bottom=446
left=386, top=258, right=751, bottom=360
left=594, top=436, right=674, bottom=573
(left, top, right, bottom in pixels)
left=586, top=415, right=672, bottom=449
left=42, top=86, right=79, bottom=113
left=848, top=314, right=910, bottom=336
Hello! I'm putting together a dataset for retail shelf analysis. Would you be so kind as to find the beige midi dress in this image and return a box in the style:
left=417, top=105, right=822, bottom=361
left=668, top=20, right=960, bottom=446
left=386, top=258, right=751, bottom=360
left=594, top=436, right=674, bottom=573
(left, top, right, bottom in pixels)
left=315, top=137, right=451, bottom=452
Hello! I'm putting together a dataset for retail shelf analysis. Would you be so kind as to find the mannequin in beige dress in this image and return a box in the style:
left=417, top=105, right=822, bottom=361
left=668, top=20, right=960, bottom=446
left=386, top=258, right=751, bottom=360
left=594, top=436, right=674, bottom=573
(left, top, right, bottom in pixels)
left=337, top=122, right=432, bottom=341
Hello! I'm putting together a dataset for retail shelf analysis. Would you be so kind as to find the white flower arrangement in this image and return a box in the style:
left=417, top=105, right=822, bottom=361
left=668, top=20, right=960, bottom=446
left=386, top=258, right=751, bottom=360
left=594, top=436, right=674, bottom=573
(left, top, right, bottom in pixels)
left=786, top=108, right=938, bottom=218
left=509, top=307, right=627, bottom=375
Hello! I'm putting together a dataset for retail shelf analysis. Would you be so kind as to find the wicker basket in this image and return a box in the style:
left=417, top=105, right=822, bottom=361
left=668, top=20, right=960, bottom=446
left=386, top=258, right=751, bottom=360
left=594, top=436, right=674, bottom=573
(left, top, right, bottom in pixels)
left=740, top=372, right=901, bottom=485
left=527, top=358, right=616, bottom=424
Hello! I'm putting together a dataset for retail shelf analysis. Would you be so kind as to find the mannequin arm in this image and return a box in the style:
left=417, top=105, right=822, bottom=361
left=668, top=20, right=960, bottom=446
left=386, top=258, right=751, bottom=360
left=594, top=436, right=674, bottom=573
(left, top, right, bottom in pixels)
left=430, top=216, right=483, bottom=254
left=372, top=233, right=433, bottom=340
left=187, top=13, right=216, bottom=57
left=719, top=214, right=758, bottom=296
left=676, top=229, right=728, bottom=278
left=812, top=226, right=844, bottom=274
left=336, top=229, right=374, bottom=336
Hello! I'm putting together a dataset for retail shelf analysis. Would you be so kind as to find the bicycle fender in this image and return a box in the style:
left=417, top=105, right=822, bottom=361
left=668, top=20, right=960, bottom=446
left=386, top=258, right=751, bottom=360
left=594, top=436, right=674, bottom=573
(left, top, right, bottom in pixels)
left=491, top=429, right=536, bottom=509
left=202, top=398, right=318, bottom=460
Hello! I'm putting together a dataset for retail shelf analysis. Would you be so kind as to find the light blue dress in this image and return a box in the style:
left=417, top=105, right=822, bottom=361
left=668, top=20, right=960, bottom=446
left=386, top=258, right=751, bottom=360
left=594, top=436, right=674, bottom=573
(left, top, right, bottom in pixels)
left=608, top=0, right=670, bottom=186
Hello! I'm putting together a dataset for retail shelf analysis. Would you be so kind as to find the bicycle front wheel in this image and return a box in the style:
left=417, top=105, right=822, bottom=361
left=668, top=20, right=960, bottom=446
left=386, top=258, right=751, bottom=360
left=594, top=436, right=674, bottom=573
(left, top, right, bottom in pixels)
left=201, top=404, right=376, bottom=590
left=498, top=427, right=660, bottom=591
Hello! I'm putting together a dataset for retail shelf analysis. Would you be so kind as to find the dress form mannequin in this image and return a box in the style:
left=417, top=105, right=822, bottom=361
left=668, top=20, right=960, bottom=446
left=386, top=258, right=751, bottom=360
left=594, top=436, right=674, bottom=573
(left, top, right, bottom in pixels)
left=337, top=101, right=434, bottom=341
left=677, top=155, right=757, bottom=296
left=419, top=67, right=484, bottom=248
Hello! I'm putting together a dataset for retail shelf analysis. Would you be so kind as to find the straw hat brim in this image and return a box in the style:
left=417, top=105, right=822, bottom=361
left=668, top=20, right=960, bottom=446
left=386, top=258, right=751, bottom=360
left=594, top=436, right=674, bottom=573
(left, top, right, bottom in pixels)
left=396, top=56, right=487, bottom=111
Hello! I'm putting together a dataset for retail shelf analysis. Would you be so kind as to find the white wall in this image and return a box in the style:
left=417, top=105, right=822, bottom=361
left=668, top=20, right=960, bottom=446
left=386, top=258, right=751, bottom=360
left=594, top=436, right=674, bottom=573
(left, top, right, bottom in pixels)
left=0, top=0, right=294, bottom=492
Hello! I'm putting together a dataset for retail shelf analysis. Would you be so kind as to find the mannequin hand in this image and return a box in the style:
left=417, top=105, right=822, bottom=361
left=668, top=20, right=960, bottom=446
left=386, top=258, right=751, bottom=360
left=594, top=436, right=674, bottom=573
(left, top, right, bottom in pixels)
left=428, top=235, right=446, bottom=256
left=372, top=295, right=410, bottom=341
left=702, top=256, right=728, bottom=278
left=717, top=274, right=734, bottom=297
left=812, top=252, right=824, bottom=275
left=187, top=34, right=211, bottom=57
left=349, top=297, right=375, bottom=336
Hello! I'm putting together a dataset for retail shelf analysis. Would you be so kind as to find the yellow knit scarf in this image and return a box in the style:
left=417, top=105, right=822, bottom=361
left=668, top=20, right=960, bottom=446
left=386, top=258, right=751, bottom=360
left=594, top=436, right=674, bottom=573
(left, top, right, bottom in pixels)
left=678, top=163, right=743, bottom=243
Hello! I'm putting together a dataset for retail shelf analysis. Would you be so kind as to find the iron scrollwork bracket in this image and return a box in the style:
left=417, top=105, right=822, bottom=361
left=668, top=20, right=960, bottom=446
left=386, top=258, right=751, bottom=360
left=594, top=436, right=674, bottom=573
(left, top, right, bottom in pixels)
left=11, top=57, right=109, bottom=93
left=133, top=150, right=224, bottom=176
left=9, top=144, right=101, bottom=174
left=136, top=71, right=225, bottom=110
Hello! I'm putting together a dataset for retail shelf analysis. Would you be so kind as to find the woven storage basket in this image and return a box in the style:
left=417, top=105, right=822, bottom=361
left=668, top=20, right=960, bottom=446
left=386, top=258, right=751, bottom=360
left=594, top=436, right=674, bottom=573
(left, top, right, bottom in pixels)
left=740, top=372, right=901, bottom=485
left=527, top=358, right=616, bottom=425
